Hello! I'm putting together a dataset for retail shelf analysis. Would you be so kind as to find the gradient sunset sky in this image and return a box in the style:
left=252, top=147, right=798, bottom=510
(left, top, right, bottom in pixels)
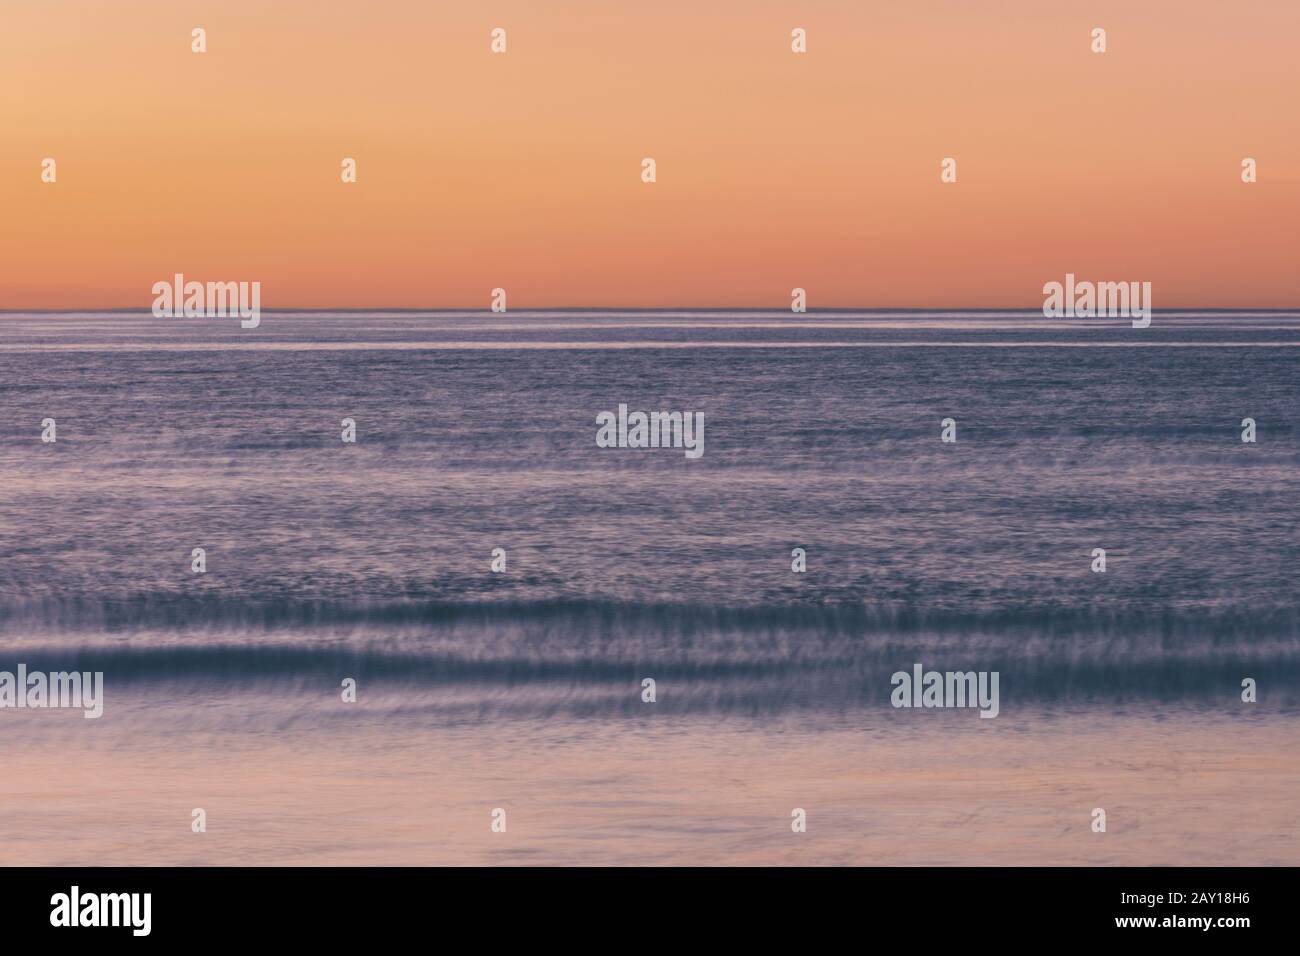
left=2, top=0, right=1297, bottom=309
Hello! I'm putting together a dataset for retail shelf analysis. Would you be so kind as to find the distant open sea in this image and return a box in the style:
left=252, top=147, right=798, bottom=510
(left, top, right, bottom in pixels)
left=1, top=311, right=1297, bottom=865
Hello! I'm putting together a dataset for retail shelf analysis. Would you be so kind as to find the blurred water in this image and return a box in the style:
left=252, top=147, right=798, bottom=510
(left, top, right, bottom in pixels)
left=2, top=312, right=1297, bottom=704
left=1, top=310, right=1297, bottom=863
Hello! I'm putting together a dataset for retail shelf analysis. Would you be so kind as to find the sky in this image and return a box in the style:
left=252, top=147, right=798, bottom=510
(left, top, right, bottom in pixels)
left=1, top=0, right=1297, bottom=309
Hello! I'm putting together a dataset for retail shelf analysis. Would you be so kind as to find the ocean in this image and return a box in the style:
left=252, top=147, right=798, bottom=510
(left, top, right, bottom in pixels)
left=1, top=310, right=1297, bottom=865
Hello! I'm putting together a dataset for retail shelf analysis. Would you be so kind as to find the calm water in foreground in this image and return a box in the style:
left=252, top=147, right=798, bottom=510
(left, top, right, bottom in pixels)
left=1, top=311, right=1297, bottom=864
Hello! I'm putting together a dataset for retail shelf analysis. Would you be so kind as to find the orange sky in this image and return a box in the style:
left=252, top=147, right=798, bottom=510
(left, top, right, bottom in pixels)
left=1, top=0, right=1297, bottom=309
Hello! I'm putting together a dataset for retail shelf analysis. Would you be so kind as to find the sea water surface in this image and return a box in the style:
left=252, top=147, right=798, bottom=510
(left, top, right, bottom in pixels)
left=0, top=311, right=1297, bottom=865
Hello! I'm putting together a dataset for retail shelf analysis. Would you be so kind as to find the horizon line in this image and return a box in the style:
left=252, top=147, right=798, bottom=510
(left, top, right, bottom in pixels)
left=4, top=306, right=1300, bottom=315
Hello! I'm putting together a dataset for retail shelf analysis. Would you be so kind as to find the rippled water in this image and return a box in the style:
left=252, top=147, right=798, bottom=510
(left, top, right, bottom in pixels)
left=1, top=311, right=1296, bottom=863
